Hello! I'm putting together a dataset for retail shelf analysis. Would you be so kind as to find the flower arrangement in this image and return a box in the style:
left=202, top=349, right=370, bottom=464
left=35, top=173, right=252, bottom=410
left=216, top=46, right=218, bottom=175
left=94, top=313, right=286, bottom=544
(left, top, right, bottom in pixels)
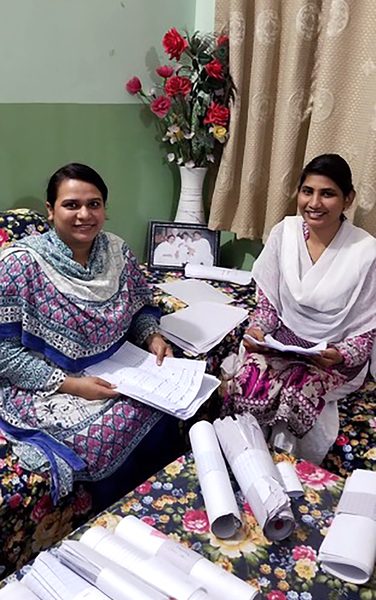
left=125, top=28, right=235, bottom=168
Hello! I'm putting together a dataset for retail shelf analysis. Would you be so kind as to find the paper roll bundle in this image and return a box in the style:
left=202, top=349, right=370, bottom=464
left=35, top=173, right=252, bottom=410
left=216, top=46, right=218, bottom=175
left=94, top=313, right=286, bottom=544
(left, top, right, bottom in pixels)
left=318, top=469, right=376, bottom=584
left=116, top=515, right=261, bottom=600
left=189, top=420, right=242, bottom=538
left=79, top=527, right=209, bottom=600
left=214, top=414, right=295, bottom=541
left=0, top=582, right=39, bottom=599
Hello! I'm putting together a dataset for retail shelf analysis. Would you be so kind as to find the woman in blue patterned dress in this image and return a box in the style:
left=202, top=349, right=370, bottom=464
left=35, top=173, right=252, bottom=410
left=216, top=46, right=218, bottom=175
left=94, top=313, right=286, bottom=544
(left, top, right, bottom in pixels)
left=0, top=163, right=176, bottom=505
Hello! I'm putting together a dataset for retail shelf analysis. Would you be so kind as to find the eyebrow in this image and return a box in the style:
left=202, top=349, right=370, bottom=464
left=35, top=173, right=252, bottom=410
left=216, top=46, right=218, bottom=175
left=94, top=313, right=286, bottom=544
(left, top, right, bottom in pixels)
left=61, top=197, right=103, bottom=202
left=302, top=185, right=336, bottom=193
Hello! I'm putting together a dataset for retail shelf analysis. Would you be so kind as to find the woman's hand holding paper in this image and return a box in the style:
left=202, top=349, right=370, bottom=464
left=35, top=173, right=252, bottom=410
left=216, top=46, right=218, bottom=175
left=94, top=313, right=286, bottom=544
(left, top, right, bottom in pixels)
left=311, top=346, right=343, bottom=368
left=243, top=327, right=267, bottom=353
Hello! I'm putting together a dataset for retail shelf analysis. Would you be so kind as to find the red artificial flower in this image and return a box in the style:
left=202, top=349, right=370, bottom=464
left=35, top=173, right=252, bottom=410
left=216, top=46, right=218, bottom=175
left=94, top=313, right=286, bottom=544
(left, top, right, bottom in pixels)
left=205, top=58, right=224, bottom=79
left=182, top=509, right=210, bottom=534
left=125, top=76, right=142, bottom=95
left=165, top=75, right=192, bottom=97
left=156, top=65, right=174, bottom=78
left=266, top=592, right=286, bottom=600
left=292, top=545, right=316, bottom=562
left=162, top=27, right=188, bottom=60
left=136, top=481, right=152, bottom=495
left=0, top=229, right=10, bottom=246
left=335, top=433, right=349, bottom=446
left=150, top=95, right=172, bottom=118
left=217, top=34, right=229, bottom=46
left=203, top=101, right=230, bottom=126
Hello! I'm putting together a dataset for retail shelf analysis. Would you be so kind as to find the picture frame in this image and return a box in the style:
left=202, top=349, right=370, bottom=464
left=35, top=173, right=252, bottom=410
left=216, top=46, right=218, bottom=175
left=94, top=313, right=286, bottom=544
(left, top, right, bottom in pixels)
left=147, top=221, right=220, bottom=272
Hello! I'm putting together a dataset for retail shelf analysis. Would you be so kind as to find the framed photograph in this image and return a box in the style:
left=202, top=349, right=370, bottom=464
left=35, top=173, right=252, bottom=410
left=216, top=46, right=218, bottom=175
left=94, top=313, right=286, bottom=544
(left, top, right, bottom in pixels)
left=147, top=221, right=220, bottom=271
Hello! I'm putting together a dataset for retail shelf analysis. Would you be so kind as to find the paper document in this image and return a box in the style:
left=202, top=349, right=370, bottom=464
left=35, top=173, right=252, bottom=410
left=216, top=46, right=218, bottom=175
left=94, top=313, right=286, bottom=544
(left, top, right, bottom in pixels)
left=214, top=414, right=295, bottom=542
left=86, top=342, right=219, bottom=420
left=160, top=302, right=248, bottom=355
left=318, top=469, right=376, bottom=584
left=116, top=516, right=260, bottom=600
left=189, top=420, right=242, bottom=539
left=244, top=333, right=327, bottom=356
left=185, top=264, right=253, bottom=285
left=158, top=279, right=233, bottom=306
left=0, top=582, right=39, bottom=599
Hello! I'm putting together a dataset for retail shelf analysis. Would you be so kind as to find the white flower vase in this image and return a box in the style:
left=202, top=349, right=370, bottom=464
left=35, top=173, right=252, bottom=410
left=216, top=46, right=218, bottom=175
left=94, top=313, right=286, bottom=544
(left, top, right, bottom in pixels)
left=174, top=166, right=207, bottom=224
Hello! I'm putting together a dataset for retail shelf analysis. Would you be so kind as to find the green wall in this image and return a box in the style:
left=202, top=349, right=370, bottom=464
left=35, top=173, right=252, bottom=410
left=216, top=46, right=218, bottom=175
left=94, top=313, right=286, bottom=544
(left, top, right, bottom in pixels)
left=0, top=0, right=262, bottom=267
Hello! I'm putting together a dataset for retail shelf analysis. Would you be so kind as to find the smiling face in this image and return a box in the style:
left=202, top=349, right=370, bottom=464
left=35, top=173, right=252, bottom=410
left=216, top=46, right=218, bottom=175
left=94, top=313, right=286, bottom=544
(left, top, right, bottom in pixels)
left=297, top=174, right=353, bottom=235
left=46, top=178, right=106, bottom=258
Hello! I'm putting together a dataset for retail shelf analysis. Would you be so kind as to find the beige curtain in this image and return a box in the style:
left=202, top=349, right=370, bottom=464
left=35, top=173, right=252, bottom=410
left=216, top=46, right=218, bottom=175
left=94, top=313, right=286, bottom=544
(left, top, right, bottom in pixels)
left=210, top=0, right=376, bottom=240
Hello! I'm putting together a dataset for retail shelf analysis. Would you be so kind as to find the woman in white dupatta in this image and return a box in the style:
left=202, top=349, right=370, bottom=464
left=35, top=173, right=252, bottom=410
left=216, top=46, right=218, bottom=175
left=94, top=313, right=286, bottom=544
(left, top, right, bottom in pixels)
left=221, top=154, right=376, bottom=463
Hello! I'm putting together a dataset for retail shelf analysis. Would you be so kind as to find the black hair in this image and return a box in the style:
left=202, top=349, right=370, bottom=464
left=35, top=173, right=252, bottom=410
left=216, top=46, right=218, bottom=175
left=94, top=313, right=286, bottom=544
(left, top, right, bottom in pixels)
left=298, top=154, right=354, bottom=197
left=46, top=163, right=108, bottom=207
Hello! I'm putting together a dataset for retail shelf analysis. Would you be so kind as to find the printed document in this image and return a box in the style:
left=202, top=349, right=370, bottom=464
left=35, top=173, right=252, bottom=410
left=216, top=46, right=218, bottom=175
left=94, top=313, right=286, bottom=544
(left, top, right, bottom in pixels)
left=244, top=333, right=327, bottom=356
left=158, top=279, right=233, bottom=306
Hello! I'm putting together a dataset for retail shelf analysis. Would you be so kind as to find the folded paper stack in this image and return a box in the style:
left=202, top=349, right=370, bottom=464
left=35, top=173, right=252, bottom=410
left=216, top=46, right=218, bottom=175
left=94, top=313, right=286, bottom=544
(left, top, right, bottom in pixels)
left=185, top=263, right=253, bottom=285
left=214, top=414, right=295, bottom=541
left=318, top=469, right=376, bottom=584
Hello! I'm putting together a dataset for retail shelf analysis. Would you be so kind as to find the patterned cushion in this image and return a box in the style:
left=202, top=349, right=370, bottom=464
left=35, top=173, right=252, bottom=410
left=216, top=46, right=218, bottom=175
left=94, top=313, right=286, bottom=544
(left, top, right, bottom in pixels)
left=0, top=208, right=50, bottom=247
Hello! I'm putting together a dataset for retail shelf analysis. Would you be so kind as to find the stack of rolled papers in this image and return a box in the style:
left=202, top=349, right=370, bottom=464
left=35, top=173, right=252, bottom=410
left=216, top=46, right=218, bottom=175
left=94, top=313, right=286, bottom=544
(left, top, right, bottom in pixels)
left=189, top=420, right=242, bottom=538
left=58, top=537, right=206, bottom=599
left=318, top=469, right=376, bottom=584
left=185, top=263, right=253, bottom=285
left=214, top=414, right=295, bottom=541
left=115, top=515, right=261, bottom=600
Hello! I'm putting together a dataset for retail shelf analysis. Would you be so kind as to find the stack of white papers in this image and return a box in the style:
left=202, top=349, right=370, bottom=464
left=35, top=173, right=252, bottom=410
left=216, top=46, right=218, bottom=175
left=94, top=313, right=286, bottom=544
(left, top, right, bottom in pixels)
left=318, top=469, right=376, bottom=584
left=160, top=302, right=249, bottom=355
left=185, top=264, right=253, bottom=285
left=244, top=334, right=327, bottom=356
left=0, top=582, right=39, bottom=599
left=86, top=342, right=219, bottom=420
left=214, top=414, right=295, bottom=541
left=158, top=279, right=233, bottom=306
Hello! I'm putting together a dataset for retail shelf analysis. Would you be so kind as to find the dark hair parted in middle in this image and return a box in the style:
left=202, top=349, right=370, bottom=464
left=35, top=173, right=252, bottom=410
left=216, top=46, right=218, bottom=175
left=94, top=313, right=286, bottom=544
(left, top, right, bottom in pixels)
left=298, top=154, right=354, bottom=197
left=46, top=163, right=109, bottom=206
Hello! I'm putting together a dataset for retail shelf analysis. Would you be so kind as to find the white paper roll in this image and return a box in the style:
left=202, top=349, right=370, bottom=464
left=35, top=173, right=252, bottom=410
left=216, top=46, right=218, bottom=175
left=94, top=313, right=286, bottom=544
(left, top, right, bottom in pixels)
left=189, top=420, right=242, bottom=538
left=116, top=515, right=261, bottom=600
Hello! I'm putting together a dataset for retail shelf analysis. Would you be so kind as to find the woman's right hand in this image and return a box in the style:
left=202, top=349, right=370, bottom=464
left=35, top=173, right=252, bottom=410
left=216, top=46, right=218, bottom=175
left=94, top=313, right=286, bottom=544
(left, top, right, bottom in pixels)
left=58, top=376, right=119, bottom=401
left=243, top=327, right=266, bottom=353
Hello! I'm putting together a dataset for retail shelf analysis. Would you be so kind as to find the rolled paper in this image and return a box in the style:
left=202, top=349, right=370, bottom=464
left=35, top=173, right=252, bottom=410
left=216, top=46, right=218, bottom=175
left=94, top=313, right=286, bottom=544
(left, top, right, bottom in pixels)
left=318, top=469, right=376, bottom=584
left=0, top=582, right=39, bottom=599
left=214, top=414, right=295, bottom=541
left=80, top=526, right=209, bottom=600
left=275, top=460, right=304, bottom=498
left=189, top=420, right=242, bottom=538
left=115, top=515, right=261, bottom=600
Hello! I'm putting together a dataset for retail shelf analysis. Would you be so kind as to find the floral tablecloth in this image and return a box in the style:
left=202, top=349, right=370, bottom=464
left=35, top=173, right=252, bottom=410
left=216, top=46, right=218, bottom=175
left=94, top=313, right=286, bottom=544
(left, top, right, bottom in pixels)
left=7, top=452, right=371, bottom=600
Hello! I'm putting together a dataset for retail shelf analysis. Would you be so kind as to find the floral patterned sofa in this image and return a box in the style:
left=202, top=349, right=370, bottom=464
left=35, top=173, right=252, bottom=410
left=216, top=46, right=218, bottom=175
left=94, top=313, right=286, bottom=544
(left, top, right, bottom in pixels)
left=0, top=209, right=374, bottom=579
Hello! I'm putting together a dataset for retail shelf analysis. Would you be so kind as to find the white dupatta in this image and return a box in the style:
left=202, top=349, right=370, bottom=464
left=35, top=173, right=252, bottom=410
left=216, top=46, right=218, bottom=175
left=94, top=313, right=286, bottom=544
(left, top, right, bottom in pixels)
left=252, top=216, right=376, bottom=344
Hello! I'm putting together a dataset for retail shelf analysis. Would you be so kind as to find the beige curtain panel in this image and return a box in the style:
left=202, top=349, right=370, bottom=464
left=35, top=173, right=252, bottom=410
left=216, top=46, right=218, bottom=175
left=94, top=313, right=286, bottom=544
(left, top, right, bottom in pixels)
left=210, top=0, right=376, bottom=240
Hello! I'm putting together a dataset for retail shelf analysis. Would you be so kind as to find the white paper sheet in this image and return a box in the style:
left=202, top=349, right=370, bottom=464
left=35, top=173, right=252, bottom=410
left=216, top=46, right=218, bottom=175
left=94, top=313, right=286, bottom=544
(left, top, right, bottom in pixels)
left=243, top=334, right=327, bottom=356
left=318, top=469, right=376, bottom=584
left=185, top=264, right=253, bottom=285
left=276, top=461, right=304, bottom=498
left=115, top=516, right=261, bottom=600
left=77, top=530, right=209, bottom=600
left=214, top=415, right=295, bottom=541
left=158, top=279, right=233, bottom=306
left=189, top=420, right=242, bottom=539
left=86, top=342, right=219, bottom=420
left=0, top=582, right=39, bottom=599
left=160, top=302, right=248, bottom=355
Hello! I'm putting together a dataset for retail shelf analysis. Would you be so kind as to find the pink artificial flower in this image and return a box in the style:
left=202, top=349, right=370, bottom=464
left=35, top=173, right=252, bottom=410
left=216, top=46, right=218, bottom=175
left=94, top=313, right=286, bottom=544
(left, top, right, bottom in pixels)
left=8, top=493, right=23, bottom=510
left=205, top=59, right=224, bottom=79
left=266, top=592, right=286, bottom=600
left=295, top=461, right=339, bottom=490
left=141, top=516, right=156, bottom=527
left=335, top=433, right=349, bottom=446
left=125, top=76, right=142, bottom=95
left=156, top=65, right=174, bottom=78
left=165, top=75, right=192, bottom=97
left=182, top=509, right=209, bottom=534
left=162, top=28, right=188, bottom=60
left=72, top=486, right=92, bottom=515
left=292, top=545, right=317, bottom=562
left=150, top=95, right=172, bottom=118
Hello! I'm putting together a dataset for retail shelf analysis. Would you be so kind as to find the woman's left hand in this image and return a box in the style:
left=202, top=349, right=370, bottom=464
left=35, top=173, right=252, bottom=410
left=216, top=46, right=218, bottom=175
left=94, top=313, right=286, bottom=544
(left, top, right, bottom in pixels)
left=311, top=346, right=343, bottom=368
left=146, top=333, right=173, bottom=365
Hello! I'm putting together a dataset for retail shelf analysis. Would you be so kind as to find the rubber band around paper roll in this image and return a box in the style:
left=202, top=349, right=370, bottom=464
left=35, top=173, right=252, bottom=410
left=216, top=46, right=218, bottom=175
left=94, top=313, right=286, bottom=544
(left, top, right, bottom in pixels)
left=214, top=414, right=295, bottom=541
left=189, top=420, right=242, bottom=539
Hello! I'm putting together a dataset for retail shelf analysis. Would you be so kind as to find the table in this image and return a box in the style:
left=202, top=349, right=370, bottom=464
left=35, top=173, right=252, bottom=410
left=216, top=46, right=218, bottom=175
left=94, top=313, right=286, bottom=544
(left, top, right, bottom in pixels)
left=7, top=451, right=372, bottom=600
